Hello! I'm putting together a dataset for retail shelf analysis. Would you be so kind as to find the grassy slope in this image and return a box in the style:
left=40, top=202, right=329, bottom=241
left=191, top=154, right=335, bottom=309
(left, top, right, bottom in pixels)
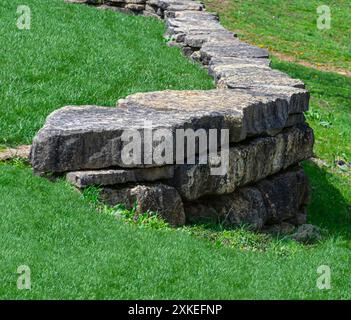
left=1, top=162, right=350, bottom=299
left=203, top=0, right=351, bottom=71
left=0, top=0, right=213, bottom=146
left=1, top=0, right=351, bottom=299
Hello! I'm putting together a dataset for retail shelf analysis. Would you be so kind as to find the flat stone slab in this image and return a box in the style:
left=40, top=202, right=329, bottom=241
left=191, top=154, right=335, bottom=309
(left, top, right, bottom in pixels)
left=209, top=57, right=271, bottom=68
left=184, top=166, right=309, bottom=230
left=166, top=18, right=228, bottom=37
left=169, top=124, right=314, bottom=200
left=200, top=40, right=269, bottom=64
left=215, top=67, right=305, bottom=89
left=148, top=0, right=204, bottom=11
left=65, top=120, right=311, bottom=195
left=67, top=166, right=174, bottom=188
left=120, top=87, right=309, bottom=118
left=30, top=88, right=309, bottom=173
left=171, top=29, right=234, bottom=45
left=168, top=10, right=219, bottom=21
left=182, top=31, right=236, bottom=48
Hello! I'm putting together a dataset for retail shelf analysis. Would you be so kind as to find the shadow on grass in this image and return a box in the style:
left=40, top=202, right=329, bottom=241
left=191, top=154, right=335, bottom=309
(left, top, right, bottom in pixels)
left=303, top=161, right=351, bottom=240
left=186, top=161, right=351, bottom=246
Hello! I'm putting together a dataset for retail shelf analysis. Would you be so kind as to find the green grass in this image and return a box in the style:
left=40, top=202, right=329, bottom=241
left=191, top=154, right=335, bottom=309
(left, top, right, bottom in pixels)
left=204, top=0, right=351, bottom=72
left=1, top=0, right=351, bottom=299
left=1, top=162, right=351, bottom=299
left=271, top=58, right=351, bottom=165
left=0, top=0, right=213, bottom=146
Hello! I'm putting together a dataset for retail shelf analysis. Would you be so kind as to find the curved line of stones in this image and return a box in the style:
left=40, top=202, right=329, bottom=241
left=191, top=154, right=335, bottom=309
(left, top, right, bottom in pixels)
left=37, top=0, right=314, bottom=229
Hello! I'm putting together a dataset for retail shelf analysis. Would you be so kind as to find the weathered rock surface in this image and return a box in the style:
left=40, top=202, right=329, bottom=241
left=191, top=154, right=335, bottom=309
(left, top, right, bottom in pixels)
left=181, top=32, right=236, bottom=50
left=209, top=63, right=305, bottom=89
left=184, top=166, right=309, bottom=229
left=200, top=40, right=269, bottom=65
left=30, top=88, right=309, bottom=173
left=168, top=10, right=219, bottom=21
left=169, top=124, right=314, bottom=200
left=209, top=57, right=271, bottom=69
left=39, top=0, right=314, bottom=231
left=166, top=17, right=229, bottom=38
left=101, top=183, right=186, bottom=226
left=148, top=0, right=204, bottom=11
left=67, top=166, right=174, bottom=188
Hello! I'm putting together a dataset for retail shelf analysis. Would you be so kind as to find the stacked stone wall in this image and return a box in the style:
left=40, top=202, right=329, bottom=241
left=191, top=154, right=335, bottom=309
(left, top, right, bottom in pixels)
left=31, top=0, right=315, bottom=228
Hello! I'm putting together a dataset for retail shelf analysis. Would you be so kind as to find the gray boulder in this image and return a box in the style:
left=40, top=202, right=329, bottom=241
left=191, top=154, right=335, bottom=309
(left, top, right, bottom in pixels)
left=184, top=166, right=309, bottom=229
left=30, top=88, right=309, bottom=173
left=200, top=40, right=269, bottom=65
left=101, top=183, right=186, bottom=226
left=169, top=124, right=314, bottom=200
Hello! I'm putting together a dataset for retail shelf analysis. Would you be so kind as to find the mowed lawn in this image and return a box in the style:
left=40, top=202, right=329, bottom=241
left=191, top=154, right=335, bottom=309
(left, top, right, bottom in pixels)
left=1, top=0, right=351, bottom=299
left=0, top=0, right=213, bottom=146
left=203, top=0, right=351, bottom=73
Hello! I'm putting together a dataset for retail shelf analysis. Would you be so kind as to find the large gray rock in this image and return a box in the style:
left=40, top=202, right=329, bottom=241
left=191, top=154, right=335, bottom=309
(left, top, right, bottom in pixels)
left=167, top=10, right=219, bottom=21
left=67, top=166, right=174, bottom=188
left=169, top=124, right=314, bottom=200
left=30, top=88, right=309, bottom=173
left=166, top=17, right=228, bottom=38
left=217, top=68, right=305, bottom=89
left=118, top=88, right=309, bottom=130
left=200, top=40, right=269, bottom=65
left=209, top=57, right=271, bottom=69
left=101, top=183, right=186, bottom=226
left=184, top=166, right=309, bottom=229
left=208, top=59, right=305, bottom=89
left=182, top=32, right=236, bottom=49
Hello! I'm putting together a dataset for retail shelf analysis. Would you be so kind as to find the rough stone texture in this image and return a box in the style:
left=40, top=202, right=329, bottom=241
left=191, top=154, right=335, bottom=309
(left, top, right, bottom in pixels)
left=208, top=62, right=305, bottom=89
left=181, top=31, right=236, bottom=50
left=200, top=40, right=269, bottom=65
left=184, top=166, right=309, bottom=230
left=33, top=0, right=314, bottom=231
left=209, top=57, right=271, bottom=69
left=169, top=124, right=314, bottom=200
left=30, top=88, right=309, bottom=173
left=67, top=166, right=174, bottom=188
left=168, top=10, right=219, bottom=21
left=101, top=183, right=186, bottom=226
left=119, top=88, right=309, bottom=133
left=148, top=0, right=204, bottom=11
